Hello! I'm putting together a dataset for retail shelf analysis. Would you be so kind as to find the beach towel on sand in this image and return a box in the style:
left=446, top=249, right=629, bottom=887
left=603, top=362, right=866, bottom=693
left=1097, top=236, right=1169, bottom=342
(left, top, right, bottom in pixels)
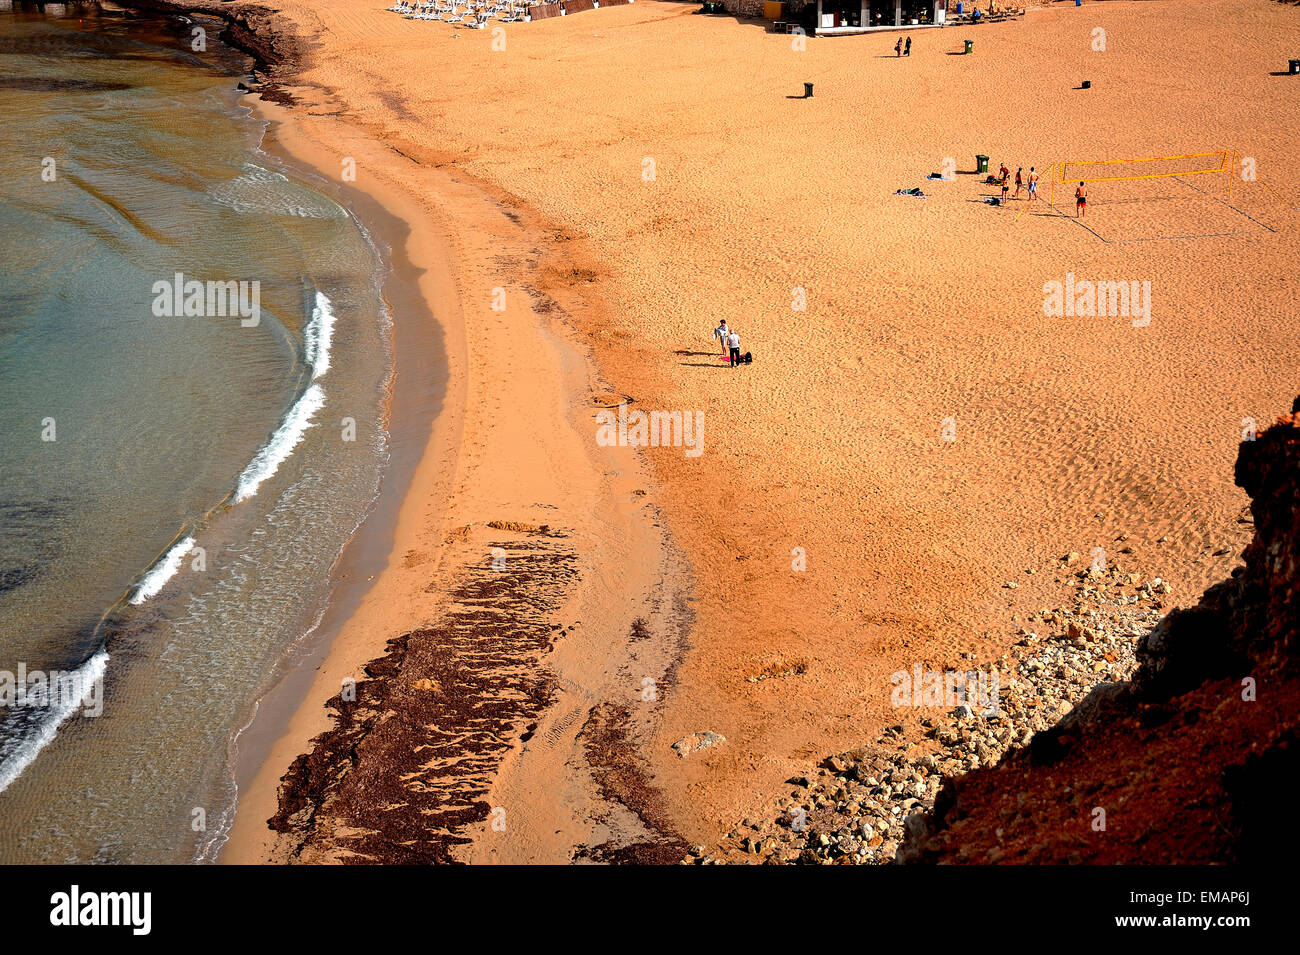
left=894, top=187, right=926, bottom=198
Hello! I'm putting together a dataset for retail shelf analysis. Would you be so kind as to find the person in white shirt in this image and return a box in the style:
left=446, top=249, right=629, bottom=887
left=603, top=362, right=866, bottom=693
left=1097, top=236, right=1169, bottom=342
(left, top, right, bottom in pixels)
left=725, top=329, right=741, bottom=367
left=713, top=320, right=730, bottom=355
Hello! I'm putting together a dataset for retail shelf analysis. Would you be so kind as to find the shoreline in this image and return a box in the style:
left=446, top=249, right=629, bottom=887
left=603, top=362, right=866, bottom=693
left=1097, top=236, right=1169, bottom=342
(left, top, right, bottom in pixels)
left=215, top=95, right=455, bottom=862
left=191, top=6, right=695, bottom=862
left=0, top=5, right=421, bottom=861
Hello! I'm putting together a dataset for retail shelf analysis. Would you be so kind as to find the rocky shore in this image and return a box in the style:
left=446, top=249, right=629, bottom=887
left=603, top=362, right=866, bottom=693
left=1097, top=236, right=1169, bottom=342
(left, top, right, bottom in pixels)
left=684, top=397, right=1300, bottom=866
left=684, top=560, right=1176, bottom=864
left=121, top=1, right=303, bottom=95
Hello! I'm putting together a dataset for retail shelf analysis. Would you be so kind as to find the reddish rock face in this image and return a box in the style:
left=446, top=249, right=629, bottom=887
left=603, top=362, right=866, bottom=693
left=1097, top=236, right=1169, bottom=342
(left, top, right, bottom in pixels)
left=898, top=403, right=1300, bottom=866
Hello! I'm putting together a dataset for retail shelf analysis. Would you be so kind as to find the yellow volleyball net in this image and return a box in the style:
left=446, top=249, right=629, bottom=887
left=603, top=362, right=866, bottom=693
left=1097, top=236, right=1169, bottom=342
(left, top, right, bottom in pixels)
left=1042, top=149, right=1281, bottom=242
left=1050, top=150, right=1232, bottom=206
left=1058, top=150, right=1231, bottom=184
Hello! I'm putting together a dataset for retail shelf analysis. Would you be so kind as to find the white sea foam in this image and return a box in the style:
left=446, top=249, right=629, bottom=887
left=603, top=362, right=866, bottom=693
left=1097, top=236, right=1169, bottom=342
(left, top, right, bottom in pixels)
left=303, top=291, right=335, bottom=380
left=210, top=164, right=344, bottom=219
left=0, top=649, right=110, bottom=795
left=128, top=536, right=196, bottom=606
left=233, top=383, right=325, bottom=503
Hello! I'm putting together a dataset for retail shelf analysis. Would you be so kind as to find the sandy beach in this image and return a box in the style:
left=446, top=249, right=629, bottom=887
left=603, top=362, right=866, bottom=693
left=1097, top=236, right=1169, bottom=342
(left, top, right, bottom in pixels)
left=198, top=0, right=1299, bottom=862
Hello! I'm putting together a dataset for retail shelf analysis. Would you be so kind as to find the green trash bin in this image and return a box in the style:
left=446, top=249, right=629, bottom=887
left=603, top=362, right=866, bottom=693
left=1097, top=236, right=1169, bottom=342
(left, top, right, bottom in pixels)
left=964, top=39, right=974, bottom=54
left=976, top=154, right=989, bottom=174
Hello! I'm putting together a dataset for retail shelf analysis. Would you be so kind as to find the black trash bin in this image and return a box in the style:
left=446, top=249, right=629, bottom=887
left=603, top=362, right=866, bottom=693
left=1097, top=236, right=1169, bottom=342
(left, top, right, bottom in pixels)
left=1291, top=59, right=1300, bottom=75
left=804, top=82, right=814, bottom=98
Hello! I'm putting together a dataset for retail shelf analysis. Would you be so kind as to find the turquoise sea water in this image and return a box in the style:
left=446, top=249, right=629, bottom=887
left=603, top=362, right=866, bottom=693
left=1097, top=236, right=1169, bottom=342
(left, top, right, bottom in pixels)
left=0, top=4, right=393, bottom=862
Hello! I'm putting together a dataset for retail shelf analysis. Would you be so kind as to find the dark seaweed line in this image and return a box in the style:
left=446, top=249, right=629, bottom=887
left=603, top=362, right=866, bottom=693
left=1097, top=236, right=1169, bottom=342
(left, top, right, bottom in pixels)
left=269, top=535, right=578, bottom=864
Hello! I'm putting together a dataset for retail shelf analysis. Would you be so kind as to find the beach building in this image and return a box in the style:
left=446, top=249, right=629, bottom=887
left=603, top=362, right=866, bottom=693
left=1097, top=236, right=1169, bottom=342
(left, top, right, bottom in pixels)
left=731, top=0, right=949, bottom=34
left=810, top=0, right=947, bottom=33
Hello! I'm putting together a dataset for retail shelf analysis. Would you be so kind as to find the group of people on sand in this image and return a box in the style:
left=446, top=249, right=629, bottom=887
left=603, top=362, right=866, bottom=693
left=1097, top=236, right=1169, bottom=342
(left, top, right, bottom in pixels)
left=995, top=161, right=1040, bottom=204
left=991, top=161, right=1089, bottom=216
left=894, top=36, right=912, bottom=57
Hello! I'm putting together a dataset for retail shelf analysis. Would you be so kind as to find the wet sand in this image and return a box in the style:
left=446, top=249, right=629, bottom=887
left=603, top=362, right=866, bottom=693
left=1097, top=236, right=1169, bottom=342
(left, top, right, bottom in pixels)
left=220, top=90, right=690, bottom=862
left=216, top=102, right=449, bottom=861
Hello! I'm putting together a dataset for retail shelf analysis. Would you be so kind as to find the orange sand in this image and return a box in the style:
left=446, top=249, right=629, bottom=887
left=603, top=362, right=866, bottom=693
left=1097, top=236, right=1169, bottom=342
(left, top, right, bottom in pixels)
left=220, top=0, right=1299, bottom=860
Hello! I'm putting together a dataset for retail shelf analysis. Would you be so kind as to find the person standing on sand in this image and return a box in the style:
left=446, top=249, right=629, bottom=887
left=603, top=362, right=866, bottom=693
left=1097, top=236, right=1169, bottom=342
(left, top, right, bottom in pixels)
left=1001, top=176, right=1010, bottom=204
left=725, top=328, right=741, bottom=367
left=1028, top=167, right=1039, bottom=200
left=1014, top=167, right=1023, bottom=197
left=896, top=37, right=903, bottom=57
left=713, top=319, right=730, bottom=355
left=1076, top=181, right=1088, bottom=218
left=905, top=36, right=912, bottom=56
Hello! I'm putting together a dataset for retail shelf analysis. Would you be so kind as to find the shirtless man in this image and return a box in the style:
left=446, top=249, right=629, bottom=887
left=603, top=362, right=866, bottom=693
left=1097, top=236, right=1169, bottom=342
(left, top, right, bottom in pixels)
left=1075, top=181, right=1088, bottom=218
